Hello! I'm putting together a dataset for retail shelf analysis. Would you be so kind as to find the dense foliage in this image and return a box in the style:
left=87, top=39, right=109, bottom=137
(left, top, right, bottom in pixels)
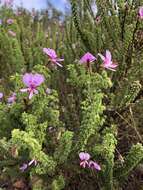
left=0, top=0, right=143, bottom=189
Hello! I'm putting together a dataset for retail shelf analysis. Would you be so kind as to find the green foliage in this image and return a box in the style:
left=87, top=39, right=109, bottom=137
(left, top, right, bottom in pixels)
left=51, top=175, right=65, bottom=190
left=54, top=131, right=73, bottom=164
left=0, top=1, right=143, bottom=189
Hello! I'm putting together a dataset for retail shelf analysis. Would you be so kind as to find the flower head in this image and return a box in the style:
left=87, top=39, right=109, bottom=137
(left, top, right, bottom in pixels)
left=79, top=52, right=96, bottom=64
left=20, top=163, right=28, bottom=172
left=79, top=152, right=90, bottom=168
left=88, top=160, right=101, bottom=171
left=7, top=93, right=16, bottom=104
left=7, top=18, right=14, bottom=24
left=20, top=73, right=45, bottom=99
left=43, top=48, right=64, bottom=67
left=98, top=50, right=118, bottom=71
left=0, top=92, right=3, bottom=100
left=8, top=30, right=16, bottom=37
left=0, top=19, right=2, bottom=25
left=139, top=6, right=143, bottom=19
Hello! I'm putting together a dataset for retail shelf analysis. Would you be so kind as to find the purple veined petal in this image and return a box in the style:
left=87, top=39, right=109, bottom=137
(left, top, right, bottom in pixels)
left=80, top=160, right=89, bottom=168
left=0, top=92, right=3, bottom=99
left=110, top=63, right=118, bottom=68
left=32, top=74, right=45, bottom=87
left=55, top=61, right=63, bottom=67
left=103, top=64, right=116, bottom=71
left=88, top=160, right=101, bottom=171
left=29, top=91, right=34, bottom=99
left=20, top=88, right=29, bottom=92
left=98, top=53, right=105, bottom=61
left=43, top=48, right=57, bottom=59
left=139, top=6, right=143, bottom=19
left=56, top=58, right=64, bottom=62
left=20, top=163, right=28, bottom=172
left=105, top=50, right=112, bottom=62
left=107, top=67, right=116, bottom=71
left=79, top=52, right=96, bottom=64
left=79, top=152, right=90, bottom=161
left=22, top=73, right=33, bottom=87
left=33, top=89, right=38, bottom=95
left=22, top=73, right=44, bottom=87
left=7, top=93, right=16, bottom=104
left=46, top=88, right=52, bottom=94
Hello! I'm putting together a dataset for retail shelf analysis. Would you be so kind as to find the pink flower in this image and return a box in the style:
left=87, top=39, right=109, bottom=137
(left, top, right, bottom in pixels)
left=8, top=30, right=16, bottom=37
left=20, top=73, right=45, bottom=99
left=98, top=50, right=118, bottom=71
left=139, top=6, right=143, bottom=19
left=7, top=93, right=16, bottom=104
left=79, top=52, right=96, bottom=64
left=7, top=18, right=14, bottom=24
left=0, top=92, right=3, bottom=100
left=88, top=160, right=101, bottom=171
left=43, top=48, right=64, bottom=67
left=79, top=152, right=90, bottom=168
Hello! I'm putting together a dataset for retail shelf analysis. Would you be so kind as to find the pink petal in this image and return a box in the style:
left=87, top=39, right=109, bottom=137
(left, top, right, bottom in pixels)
left=29, top=91, right=34, bottom=99
left=20, top=88, right=29, bottom=92
left=89, top=160, right=101, bottom=171
left=110, top=64, right=118, bottom=68
left=23, top=73, right=33, bottom=87
left=98, top=53, right=105, bottom=61
left=79, top=152, right=90, bottom=161
left=80, top=161, right=88, bottom=168
left=33, top=89, right=38, bottom=94
left=55, top=61, right=63, bottom=67
left=28, top=159, right=37, bottom=166
left=32, top=74, right=45, bottom=87
left=80, top=52, right=96, bottom=64
left=105, top=50, right=112, bottom=61
left=43, top=48, right=57, bottom=59
left=139, top=6, right=143, bottom=18
left=56, top=58, right=64, bottom=62
left=0, top=92, right=3, bottom=99
left=103, top=65, right=116, bottom=71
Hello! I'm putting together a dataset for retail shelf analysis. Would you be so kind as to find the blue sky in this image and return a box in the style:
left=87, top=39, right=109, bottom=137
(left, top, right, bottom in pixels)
left=1, top=0, right=68, bottom=11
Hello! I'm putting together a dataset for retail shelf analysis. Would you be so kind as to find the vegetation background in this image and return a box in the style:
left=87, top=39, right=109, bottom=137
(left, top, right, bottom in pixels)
left=0, top=0, right=143, bottom=189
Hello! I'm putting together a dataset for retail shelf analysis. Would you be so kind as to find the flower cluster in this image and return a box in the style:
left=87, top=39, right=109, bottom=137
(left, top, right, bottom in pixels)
left=79, top=152, right=101, bottom=171
left=80, top=50, right=118, bottom=71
